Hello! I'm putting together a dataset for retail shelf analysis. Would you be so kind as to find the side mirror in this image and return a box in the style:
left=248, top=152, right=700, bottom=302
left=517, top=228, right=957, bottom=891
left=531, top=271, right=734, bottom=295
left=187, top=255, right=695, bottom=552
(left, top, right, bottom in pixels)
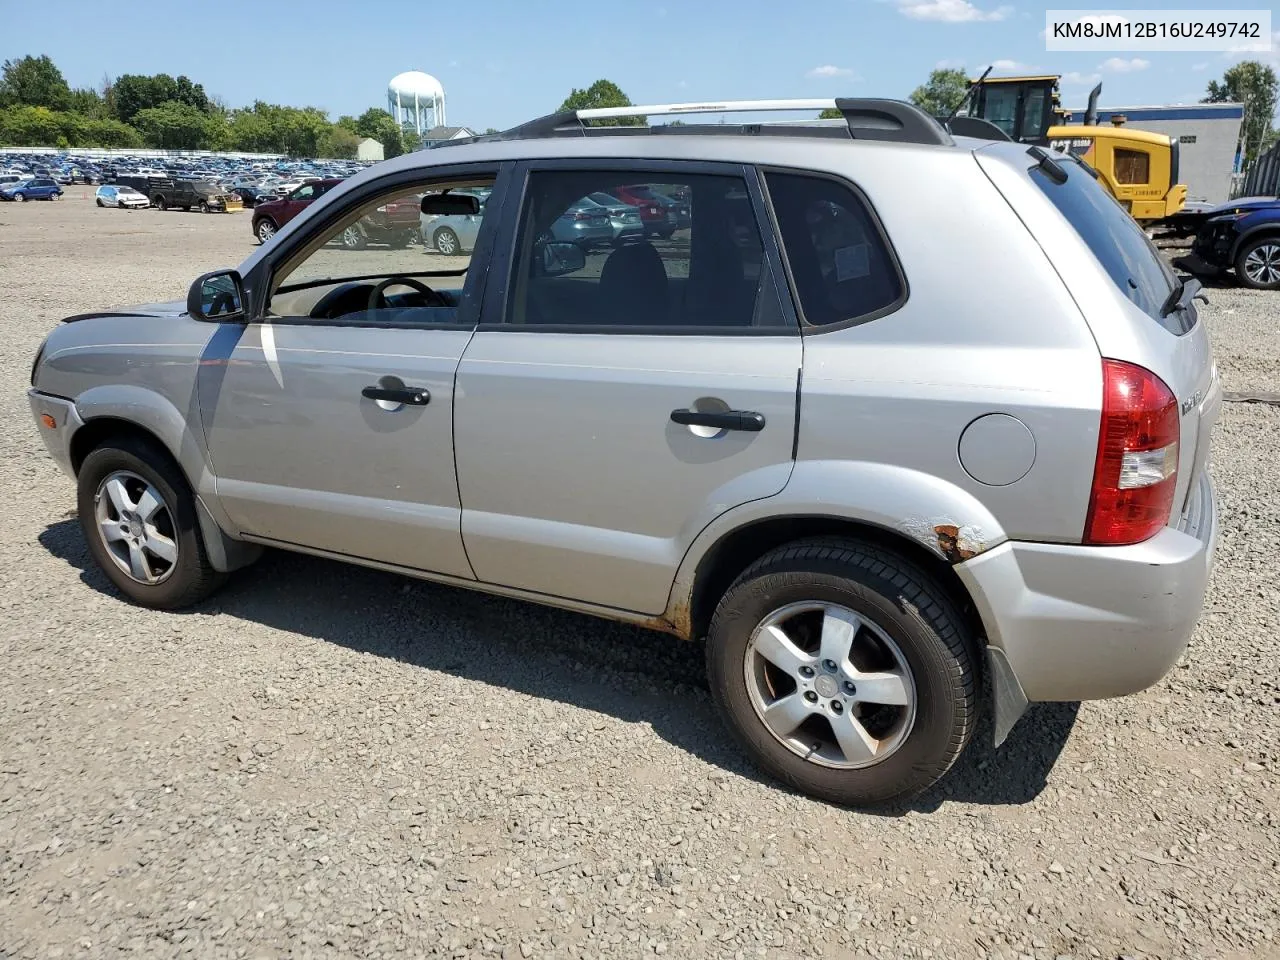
left=538, top=241, right=586, bottom=277
left=187, top=269, right=246, bottom=322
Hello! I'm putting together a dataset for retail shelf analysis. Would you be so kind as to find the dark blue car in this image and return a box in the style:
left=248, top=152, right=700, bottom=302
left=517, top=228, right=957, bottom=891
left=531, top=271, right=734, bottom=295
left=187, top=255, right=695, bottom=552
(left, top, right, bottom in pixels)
left=0, top=177, right=63, bottom=202
left=1188, top=195, right=1280, bottom=290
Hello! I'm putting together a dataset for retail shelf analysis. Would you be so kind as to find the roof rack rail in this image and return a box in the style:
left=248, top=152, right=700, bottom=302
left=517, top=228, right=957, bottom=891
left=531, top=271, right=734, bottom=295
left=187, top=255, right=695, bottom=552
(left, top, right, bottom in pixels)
left=476, top=98, right=954, bottom=148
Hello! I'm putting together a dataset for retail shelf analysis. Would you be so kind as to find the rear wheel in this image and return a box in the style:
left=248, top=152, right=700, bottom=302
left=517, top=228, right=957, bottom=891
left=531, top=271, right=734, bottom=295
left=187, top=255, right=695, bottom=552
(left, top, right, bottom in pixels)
left=199, top=201, right=209, bottom=214
left=341, top=224, right=366, bottom=249
left=433, top=226, right=460, bottom=255
left=77, top=437, right=226, bottom=609
left=155, top=196, right=167, bottom=211
left=255, top=218, right=277, bottom=244
left=96, top=198, right=105, bottom=207
left=705, top=539, right=978, bottom=808
left=1235, top=236, right=1280, bottom=290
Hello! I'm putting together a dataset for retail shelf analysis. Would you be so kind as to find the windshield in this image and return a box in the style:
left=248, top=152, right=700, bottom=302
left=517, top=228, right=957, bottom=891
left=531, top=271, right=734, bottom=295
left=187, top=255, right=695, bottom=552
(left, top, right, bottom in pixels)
left=1030, top=154, right=1178, bottom=326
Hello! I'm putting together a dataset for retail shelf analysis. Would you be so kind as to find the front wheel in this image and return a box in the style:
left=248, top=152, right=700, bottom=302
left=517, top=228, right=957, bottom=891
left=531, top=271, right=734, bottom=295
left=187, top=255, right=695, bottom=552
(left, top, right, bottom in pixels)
left=77, top=437, right=226, bottom=609
left=49, top=192, right=60, bottom=201
left=154, top=196, right=167, bottom=211
left=96, top=198, right=105, bottom=207
left=705, top=539, right=978, bottom=807
left=1235, top=236, right=1280, bottom=290
left=13, top=192, right=24, bottom=202
left=255, top=218, right=277, bottom=244
left=341, top=224, right=366, bottom=249
left=199, top=201, right=209, bottom=214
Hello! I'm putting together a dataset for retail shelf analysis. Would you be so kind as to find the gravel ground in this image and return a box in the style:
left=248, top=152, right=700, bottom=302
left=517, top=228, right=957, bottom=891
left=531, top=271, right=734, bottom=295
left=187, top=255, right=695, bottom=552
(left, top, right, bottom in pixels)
left=1, top=196, right=1277, bottom=960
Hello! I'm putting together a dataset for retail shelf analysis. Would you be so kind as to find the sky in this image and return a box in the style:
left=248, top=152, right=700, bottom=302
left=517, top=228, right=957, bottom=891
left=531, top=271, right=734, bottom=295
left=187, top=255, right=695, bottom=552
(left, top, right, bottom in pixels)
left=1, top=0, right=1276, bottom=130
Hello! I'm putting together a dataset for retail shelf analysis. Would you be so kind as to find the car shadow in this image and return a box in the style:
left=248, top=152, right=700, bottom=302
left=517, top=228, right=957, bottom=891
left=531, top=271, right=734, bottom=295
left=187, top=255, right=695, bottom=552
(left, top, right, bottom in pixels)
left=40, top=518, right=1078, bottom=811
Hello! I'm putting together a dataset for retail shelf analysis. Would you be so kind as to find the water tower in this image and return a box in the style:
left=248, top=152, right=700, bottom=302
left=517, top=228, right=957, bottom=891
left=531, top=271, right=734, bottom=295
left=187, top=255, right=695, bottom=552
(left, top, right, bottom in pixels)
left=387, top=71, right=446, bottom=136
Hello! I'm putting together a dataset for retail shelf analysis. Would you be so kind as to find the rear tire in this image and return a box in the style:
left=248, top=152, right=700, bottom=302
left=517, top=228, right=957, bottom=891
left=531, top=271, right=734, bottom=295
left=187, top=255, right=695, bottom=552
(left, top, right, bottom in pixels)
left=199, top=201, right=209, bottom=214
left=1235, top=236, right=1280, bottom=290
left=155, top=196, right=167, bottom=211
left=705, top=539, right=978, bottom=808
left=96, top=198, right=105, bottom=207
left=433, top=227, right=460, bottom=255
left=77, top=437, right=226, bottom=610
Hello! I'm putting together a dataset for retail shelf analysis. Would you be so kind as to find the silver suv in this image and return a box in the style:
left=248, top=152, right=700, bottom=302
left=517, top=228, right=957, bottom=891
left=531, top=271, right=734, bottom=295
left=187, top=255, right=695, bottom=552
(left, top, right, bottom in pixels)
left=28, top=99, right=1220, bottom=807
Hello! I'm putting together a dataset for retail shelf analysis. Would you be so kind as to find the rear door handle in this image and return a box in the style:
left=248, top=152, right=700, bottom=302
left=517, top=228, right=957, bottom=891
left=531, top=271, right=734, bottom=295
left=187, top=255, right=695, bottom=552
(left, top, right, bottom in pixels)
left=670, top=409, right=766, bottom=432
left=362, top=385, right=430, bottom=405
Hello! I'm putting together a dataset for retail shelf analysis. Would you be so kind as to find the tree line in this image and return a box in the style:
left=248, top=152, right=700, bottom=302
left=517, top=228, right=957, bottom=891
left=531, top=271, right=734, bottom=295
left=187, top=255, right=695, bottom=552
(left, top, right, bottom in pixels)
left=0, top=55, right=409, bottom=158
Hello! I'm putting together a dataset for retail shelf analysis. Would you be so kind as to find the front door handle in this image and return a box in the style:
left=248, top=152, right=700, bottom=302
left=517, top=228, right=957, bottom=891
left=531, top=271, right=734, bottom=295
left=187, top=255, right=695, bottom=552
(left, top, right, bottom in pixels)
left=670, top=409, right=766, bottom=432
left=362, top=385, right=430, bottom=405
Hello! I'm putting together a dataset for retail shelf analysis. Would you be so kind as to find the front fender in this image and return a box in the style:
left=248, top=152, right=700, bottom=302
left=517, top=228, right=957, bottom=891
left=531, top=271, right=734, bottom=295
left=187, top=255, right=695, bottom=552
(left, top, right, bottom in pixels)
left=664, top=459, right=1009, bottom=626
left=1229, top=222, right=1280, bottom=261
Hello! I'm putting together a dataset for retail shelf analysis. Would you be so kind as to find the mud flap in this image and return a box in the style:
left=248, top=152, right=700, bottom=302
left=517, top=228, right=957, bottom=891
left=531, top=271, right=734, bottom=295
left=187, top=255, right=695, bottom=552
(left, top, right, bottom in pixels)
left=987, top=645, right=1029, bottom=746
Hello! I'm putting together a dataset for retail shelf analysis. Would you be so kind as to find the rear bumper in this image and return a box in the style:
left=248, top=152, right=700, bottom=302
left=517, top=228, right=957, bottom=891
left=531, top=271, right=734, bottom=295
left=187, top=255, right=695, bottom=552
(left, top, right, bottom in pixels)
left=28, top=390, right=82, bottom=478
left=957, top=470, right=1217, bottom=703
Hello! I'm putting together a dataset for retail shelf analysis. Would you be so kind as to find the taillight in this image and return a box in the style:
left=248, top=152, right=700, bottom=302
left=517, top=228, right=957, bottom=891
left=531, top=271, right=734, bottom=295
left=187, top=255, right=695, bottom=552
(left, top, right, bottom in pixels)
left=1084, top=359, right=1180, bottom=545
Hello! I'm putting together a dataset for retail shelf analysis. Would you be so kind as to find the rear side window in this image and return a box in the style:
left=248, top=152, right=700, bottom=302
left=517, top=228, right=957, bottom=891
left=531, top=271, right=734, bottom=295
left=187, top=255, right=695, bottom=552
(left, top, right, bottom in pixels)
left=765, top=172, right=903, bottom=327
left=1031, top=155, right=1180, bottom=329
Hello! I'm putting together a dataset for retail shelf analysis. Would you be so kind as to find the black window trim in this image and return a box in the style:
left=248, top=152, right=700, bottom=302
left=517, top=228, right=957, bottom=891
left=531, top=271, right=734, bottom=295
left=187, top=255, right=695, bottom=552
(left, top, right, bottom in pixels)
left=755, top=163, right=910, bottom=335
left=242, top=160, right=513, bottom=331
left=477, top=157, right=801, bottom=337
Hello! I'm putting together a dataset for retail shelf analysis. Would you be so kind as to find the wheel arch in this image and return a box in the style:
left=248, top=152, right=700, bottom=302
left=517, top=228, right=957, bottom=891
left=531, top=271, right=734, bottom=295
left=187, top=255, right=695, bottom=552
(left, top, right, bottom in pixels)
left=1229, top=222, right=1280, bottom=262
left=673, top=514, right=986, bottom=648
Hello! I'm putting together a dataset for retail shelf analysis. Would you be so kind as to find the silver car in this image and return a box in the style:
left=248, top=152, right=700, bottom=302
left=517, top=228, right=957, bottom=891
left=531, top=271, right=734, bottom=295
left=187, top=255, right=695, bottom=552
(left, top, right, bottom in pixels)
left=28, top=98, right=1219, bottom=808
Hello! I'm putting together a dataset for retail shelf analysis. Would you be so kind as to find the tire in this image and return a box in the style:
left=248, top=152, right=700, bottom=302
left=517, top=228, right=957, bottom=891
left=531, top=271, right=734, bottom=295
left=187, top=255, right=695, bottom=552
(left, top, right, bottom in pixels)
left=433, top=226, right=460, bottom=256
left=1234, top=236, right=1280, bottom=290
left=96, top=198, right=105, bottom=207
left=705, top=539, right=978, bottom=808
left=341, top=224, right=366, bottom=249
left=49, top=192, right=60, bottom=201
left=154, top=196, right=167, bottom=211
left=392, top=229, right=414, bottom=249
left=13, top=192, right=24, bottom=202
left=76, top=436, right=226, bottom=610
left=255, top=218, right=277, bottom=244
left=199, top=201, right=209, bottom=214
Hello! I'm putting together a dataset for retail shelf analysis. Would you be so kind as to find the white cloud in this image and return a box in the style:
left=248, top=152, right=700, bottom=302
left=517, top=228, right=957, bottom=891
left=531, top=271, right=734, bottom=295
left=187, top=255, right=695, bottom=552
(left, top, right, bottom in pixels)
left=990, top=58, right=1028, bottom=70
left=935, top=58, right=966, bottom=69
left=896, top=0, right=1012, bottom=23
left=1062, top=71, right=1103, bottom=86
left=1192, top=62, right=1209, bottom=71
left=677, top=79, right=688, bottom=89
left=807, top=65, right=857, bottom=79
left=1100, top=57, right=1150, bottom=73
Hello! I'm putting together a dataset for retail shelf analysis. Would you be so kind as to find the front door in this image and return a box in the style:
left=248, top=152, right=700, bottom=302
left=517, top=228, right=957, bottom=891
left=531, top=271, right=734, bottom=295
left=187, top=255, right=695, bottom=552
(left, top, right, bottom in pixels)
left=454, top=162, right=802, bottom=614
left=200, top=167, right=506, bottom=577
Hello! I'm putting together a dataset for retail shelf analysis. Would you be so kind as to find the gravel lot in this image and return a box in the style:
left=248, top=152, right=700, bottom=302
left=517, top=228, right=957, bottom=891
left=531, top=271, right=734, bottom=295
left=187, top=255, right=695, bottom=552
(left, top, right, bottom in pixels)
left=1, top=195, right=1277, bottom=960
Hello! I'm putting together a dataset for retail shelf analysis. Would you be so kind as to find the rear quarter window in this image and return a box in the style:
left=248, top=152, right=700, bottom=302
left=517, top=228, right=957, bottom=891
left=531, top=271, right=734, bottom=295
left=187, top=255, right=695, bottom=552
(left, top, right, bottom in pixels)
left=764, top=172, right=904, bottom=328
left=1030, top=155, right=1187, bottom=333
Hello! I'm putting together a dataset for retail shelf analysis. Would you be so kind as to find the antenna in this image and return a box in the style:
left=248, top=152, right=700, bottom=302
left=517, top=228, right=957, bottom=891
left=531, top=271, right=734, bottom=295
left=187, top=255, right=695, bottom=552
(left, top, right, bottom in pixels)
left=946, top=65, right=993, bottom=125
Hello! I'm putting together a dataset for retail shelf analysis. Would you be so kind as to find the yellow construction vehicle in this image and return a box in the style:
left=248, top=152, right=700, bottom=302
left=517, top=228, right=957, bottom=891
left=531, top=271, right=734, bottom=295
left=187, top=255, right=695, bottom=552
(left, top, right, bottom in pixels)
left=956, top=73, right=1186, bottom=223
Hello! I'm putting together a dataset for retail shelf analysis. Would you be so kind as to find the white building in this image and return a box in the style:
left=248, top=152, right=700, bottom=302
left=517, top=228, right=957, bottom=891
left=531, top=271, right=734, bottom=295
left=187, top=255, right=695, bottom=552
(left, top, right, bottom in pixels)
left=356, top=137, right=385, bottom=162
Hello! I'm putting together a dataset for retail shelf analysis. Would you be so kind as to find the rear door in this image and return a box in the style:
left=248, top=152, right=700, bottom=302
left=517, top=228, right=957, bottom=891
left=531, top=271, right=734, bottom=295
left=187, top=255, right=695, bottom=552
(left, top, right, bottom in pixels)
left=453, top=160, right=802, bottom=614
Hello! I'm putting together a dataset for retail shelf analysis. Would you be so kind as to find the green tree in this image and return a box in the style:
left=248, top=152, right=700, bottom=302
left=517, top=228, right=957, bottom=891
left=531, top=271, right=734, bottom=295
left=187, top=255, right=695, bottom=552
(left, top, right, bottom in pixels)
left=817, top=108, right=842, bottom=120
left=354, top=107, right=404, bottom=158
left=0, top=105, right=66, bottom=145
left=909, top=68, right=970, bottom=117
left=82, top=117, right=143, bottom=148
left=1204, top=60, right=1279, bottom=166
left=335, top=114, right=360, bottom=134
left=483, top=126, right=500, bottom=135
left=322, top=125, right=361, bottom=159
left=559, top=79, right=645, bottom=126
left=131, top=100, right=212, bottom=149
left=68, top=87, right=110, bottom=119
left=113, top=73, right=210, bottom=124
left=0, top=55, right=72, bottom=110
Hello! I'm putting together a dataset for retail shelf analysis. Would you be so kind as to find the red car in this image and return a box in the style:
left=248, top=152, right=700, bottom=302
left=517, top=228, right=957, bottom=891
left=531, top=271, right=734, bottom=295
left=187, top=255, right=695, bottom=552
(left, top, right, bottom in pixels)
left=608, top=184, right=691, bottom=239
left=252, top=179, right=342, bottom=244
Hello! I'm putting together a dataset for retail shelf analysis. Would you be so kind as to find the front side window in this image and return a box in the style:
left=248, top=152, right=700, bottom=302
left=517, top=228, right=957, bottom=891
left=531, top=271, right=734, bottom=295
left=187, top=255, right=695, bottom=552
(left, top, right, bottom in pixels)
left=765, top=172, right=904, bottom=327
left=290, top=185, right=315, bottom=202
left=506, top=170, right=786, bottom=330
left=268, top=176, right=495, bottom=325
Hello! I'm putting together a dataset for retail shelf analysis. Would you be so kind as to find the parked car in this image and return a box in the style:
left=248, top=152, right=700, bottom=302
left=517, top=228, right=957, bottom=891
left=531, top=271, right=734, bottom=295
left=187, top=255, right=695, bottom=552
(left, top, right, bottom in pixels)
left=27, top=97, right=1219, bottom=809
left=251, top=178, right=342, bottom=244
left=0, top=178, right=62, bottom=201
left=95, top=185, right=150, bottom=209
left=228, top=185, right=278, bottom=209
left=1181, top=195, right=1280, bottom=290
left=610, top=183, right=691, bottom=237
left=0, top=174, right=25, bottom=187
left=586, top=192, right=646, bottom=244
left=334, top=195, right=420, bottom=249
left=148, top=178, right=242, bottom=213
left=548, top=197, right=615, bottom=249
left=420, top=191, right=486, bottom=255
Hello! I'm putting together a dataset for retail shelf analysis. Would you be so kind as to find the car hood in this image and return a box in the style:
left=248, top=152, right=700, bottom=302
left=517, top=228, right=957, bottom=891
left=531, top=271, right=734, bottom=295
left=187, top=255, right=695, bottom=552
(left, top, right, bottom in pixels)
left=1206, top=195, right=1279, bottom=215
left=63, top=299, right=186, bottom=323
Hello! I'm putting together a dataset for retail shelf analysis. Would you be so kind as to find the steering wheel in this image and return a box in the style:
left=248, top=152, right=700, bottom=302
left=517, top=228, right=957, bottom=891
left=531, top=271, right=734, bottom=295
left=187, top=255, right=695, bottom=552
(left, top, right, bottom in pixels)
left=366, top=276, right=448, bottom=312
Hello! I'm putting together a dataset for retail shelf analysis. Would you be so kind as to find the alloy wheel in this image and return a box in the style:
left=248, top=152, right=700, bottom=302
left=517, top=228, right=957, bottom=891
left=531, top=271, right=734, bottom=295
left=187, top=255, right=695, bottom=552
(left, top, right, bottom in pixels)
left=744, top=601, right=916, bottom=769
left=1244, top=243, right=1280, bottom=286
left=435, top=229, right=458, bottom=255
left=93, top=470, right=179, bottom=585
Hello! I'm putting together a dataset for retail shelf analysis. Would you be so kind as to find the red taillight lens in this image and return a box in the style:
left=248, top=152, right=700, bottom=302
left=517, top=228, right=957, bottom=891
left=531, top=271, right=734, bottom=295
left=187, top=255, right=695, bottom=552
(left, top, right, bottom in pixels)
left=1084, top=359, right=1180, bottom=545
